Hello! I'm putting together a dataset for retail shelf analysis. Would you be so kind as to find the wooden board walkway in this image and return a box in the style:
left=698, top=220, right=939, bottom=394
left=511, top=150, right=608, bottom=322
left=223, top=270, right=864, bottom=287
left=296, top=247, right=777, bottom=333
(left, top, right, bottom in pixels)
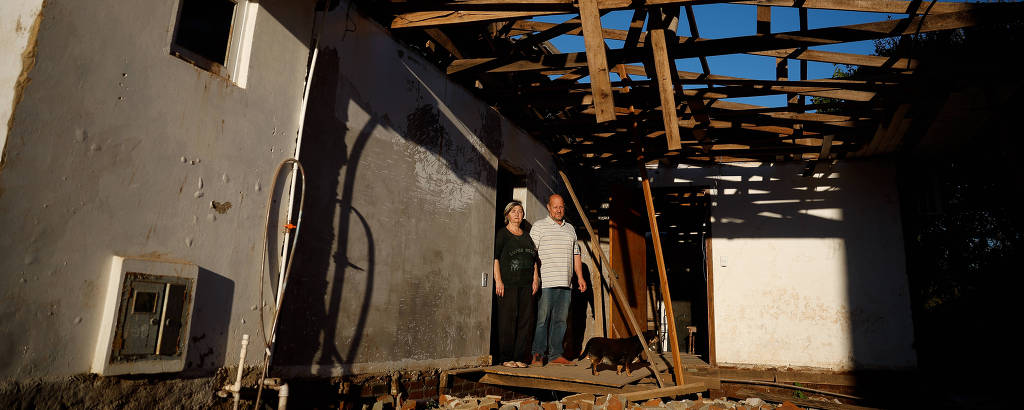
left=454, top=353, right=711, bottom=395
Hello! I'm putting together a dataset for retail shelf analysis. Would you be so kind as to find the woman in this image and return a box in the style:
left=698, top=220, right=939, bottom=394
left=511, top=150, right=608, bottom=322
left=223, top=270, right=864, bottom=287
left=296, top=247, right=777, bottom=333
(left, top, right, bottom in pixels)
left=493, top=201, right=540, bottom=368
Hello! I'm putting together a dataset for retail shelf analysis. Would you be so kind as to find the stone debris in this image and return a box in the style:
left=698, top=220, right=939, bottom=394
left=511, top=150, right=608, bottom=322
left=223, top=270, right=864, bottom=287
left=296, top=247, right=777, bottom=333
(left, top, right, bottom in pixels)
left=435, top=394, right=811, bottom=410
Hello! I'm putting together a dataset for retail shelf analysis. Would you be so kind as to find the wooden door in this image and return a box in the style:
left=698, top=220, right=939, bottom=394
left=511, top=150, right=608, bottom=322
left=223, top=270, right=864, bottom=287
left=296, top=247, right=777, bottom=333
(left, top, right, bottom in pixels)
left=608, top=186, right=648, bottom=338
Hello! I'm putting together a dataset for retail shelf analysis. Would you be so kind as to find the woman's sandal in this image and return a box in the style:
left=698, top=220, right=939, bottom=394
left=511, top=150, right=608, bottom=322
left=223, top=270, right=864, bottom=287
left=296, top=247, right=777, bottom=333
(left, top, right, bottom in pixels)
left=513, top=361, right=528, bottom=368
left=502, top=361, right=518, bottom=368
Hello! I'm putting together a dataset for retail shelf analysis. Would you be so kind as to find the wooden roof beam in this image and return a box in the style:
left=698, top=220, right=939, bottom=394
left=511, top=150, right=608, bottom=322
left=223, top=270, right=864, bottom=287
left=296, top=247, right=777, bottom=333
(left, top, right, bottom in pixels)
left=448, top=6, right=1021, bottom=73
left=509, top=21, right=919, bottom=70
left=579, top=0, right=617, bottom=122
left=390, top=0, right=983, bottom=28
left=649, top=7, right=684, bottom=149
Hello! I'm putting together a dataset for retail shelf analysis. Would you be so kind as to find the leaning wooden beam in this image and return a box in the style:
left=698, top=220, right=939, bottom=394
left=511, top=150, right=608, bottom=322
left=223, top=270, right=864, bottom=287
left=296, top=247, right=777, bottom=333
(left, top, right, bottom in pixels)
left=448, top=7, right=1020, bottom=73
left=559, top=170, right=665, bottom=388
left=509, top=21, right=918, bottom=69
left=390, top=0, right=981, bottom=28
left=620, top=383, right=709, bottom=402
left=423, top=28, right=464, bottom=58
left=579, top=0, right=617, bottom=123
left=641, top=169, right=685, bottom=387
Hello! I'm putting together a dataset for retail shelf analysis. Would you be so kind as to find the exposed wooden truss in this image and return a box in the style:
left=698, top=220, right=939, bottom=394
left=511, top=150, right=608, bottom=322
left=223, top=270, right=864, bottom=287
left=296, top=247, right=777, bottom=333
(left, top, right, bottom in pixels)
left=382, top=0, right=1024, bottom=167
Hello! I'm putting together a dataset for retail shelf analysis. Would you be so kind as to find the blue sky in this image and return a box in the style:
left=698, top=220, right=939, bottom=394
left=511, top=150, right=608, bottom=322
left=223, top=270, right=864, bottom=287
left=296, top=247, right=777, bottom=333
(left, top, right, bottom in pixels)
left=530, top=4, right=900, bottom=107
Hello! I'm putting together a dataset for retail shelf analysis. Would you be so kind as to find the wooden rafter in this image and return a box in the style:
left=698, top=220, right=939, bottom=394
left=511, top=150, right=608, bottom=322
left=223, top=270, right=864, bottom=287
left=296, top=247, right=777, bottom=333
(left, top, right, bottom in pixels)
left=509, top=21, right=919, bottom=70
left=448, top=7, right=1020, bottom=74
left=580, top=0, right=617, bottom=122
left=649, top=7, right=683, bottom=149
left=390, top=0, right=984, bottom=28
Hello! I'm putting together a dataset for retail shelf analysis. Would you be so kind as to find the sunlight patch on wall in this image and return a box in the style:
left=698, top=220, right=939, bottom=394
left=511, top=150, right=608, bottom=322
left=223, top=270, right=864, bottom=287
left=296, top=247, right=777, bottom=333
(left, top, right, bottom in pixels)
left=799, top=208, right=843, bottom=222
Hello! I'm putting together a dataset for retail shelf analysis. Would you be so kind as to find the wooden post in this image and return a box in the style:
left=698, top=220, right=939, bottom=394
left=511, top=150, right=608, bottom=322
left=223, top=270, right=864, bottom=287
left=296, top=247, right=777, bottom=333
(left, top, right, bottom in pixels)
left=640, top=169, right=685, bottom=387
left=704, top=233, right=717, bottom=367
left=559, top=171, right=665, bottom=388
left=579, top=0, right=616, bottom=123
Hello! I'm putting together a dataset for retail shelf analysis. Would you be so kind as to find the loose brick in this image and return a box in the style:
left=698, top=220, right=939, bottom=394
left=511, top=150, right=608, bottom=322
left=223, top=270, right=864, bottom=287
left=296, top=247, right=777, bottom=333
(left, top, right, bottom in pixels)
left=562, top=394, right=595, bottom=404
left=643, top=399, right=662, bottom=407
left=499, top=405, right=517, bottom=410
left=606, top=395, right=624, bottom=410
left=521, top=403, right=541, bottom=410
left=542, top=401, right=560, bottom=410
left=777, top=402, right=801, bottom=410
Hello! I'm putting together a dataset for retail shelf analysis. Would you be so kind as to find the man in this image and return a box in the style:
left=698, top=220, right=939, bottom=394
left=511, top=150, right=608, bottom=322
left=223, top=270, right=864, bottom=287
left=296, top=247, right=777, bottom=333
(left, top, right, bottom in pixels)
left=530, top=194, right=587, bottom=365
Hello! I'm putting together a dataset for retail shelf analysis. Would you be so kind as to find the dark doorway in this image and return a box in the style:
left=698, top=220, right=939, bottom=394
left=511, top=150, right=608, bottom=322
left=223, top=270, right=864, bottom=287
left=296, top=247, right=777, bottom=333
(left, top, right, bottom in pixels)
left=647, top=187, right=712, bottom=361
left=490, top=164, right=529, bottom=362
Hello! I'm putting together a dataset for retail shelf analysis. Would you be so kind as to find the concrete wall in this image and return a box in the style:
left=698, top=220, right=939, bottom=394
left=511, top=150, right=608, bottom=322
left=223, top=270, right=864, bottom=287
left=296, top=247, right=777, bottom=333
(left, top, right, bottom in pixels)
left=1, top=0, right=45, bottom=156
left=0, top=0, right=313, bottom=378
left=650, top=161, right=916, bottom=371
left=263, top=3, right=562, bottom=376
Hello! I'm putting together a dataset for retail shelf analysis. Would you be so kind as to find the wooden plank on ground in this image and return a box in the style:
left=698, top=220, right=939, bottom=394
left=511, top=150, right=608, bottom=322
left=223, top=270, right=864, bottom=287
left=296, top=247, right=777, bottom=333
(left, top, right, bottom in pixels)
left=733, top=388, right=877, bottom=410
left=580, top=0, right=617, bottom=123
left=621, top=383, right=707, bottom=401
left=479, top=373, right=632, bottom=395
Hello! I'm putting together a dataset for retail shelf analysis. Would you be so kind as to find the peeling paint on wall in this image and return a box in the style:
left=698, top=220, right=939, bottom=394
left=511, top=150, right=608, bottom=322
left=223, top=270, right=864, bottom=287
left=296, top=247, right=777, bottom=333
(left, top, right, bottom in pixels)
left=397, top=104, right=487, bottom=213
left=1, top=0, right=45, bottom=170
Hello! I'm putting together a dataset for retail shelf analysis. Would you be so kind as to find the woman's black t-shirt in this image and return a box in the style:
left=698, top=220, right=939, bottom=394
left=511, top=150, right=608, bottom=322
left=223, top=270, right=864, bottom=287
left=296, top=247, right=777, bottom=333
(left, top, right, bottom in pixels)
left=493, top=227, right=537, bottom=287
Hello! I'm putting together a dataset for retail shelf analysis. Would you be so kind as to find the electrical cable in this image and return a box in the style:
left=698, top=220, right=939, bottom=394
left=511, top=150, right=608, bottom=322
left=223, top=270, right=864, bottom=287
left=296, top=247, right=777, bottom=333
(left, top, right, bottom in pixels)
left=254, top=158, right=306, bottom=410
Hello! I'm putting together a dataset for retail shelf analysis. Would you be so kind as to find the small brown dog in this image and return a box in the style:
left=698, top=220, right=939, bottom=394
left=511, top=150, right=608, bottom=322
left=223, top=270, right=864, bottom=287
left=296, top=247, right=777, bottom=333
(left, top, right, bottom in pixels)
left=579, top=330, right=659, bottom=376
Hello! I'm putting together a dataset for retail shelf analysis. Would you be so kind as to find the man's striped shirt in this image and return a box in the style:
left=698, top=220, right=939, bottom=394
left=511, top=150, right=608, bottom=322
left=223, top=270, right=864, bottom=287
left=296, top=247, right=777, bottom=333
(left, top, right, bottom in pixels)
left=530, top=216, right=581, bottom=288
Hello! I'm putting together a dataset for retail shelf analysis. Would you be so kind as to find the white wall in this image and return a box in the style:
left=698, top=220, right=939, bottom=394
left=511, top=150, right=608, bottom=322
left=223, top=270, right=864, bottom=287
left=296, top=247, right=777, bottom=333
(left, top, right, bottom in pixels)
left=0, top=0, right=45, bottom=156
left=651, top=161, right=916, bottom=371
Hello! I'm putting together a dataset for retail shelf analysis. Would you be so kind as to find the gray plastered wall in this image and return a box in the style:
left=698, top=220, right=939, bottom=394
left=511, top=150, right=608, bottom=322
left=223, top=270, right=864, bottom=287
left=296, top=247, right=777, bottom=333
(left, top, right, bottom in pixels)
left=0, top=0, right=314, bottom=378
left=1, top=0, right=565, bottom=381
left=272, top=2, right=561, bottom=376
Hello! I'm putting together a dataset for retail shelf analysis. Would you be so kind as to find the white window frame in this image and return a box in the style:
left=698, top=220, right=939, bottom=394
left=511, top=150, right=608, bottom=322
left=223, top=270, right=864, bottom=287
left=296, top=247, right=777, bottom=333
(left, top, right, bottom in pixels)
left=169, top=0, right=258, bottom=88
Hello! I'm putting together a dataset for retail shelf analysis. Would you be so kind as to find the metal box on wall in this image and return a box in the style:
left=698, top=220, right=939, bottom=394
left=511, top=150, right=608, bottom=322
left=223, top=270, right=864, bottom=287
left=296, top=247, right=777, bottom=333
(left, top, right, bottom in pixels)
left=92, top=256, right=198, bottom=375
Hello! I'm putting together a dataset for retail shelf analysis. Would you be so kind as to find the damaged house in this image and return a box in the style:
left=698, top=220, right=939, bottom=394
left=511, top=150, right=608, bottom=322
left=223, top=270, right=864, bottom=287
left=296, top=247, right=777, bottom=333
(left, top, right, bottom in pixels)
left=2, top=0, right=1022, bottom=408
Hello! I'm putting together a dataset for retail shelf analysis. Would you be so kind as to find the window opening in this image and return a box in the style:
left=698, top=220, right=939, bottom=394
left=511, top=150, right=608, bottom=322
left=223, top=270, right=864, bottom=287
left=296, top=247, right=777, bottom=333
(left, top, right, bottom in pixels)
left=170, top=0, right=258, bottom=86
left=172, top=0, right=235, bottom=69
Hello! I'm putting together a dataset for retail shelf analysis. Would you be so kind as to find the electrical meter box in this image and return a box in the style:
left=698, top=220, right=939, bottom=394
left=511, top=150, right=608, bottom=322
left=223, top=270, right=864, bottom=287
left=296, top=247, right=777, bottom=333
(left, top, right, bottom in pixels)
left=92, top=256, right=198, bottom=375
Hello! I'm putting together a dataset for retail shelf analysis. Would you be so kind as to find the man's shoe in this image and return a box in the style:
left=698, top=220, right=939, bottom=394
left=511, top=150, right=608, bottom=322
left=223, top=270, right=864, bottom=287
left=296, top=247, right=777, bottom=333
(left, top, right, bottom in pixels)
left=530, top=353, right=544, bottom=366
left=549, top=357, right=572, bottom=365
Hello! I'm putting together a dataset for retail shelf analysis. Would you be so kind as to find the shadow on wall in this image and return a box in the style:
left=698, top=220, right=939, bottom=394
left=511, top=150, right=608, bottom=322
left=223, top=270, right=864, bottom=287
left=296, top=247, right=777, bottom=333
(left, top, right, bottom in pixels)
left=185, top=268, right=234, bottom=371
left=650, top=161, right=915, bottom=394
left=274, top=14, right=511, bottom=370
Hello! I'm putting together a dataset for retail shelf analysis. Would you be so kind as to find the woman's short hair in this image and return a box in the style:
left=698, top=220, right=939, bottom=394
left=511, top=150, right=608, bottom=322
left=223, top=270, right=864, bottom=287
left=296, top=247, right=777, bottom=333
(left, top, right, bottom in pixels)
left=503, top=201, right=524, bottom=224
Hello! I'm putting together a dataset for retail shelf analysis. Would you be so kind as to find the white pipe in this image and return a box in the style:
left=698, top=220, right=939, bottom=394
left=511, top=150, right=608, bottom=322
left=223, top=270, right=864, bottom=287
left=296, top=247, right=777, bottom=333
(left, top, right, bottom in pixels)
left=232, top=334, right=249, bottom=410
left=277, top=383, right=289, bottom=410
left=276, top=46, right=320, bottom=318
left=262, top=378, right=289, bottom=410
